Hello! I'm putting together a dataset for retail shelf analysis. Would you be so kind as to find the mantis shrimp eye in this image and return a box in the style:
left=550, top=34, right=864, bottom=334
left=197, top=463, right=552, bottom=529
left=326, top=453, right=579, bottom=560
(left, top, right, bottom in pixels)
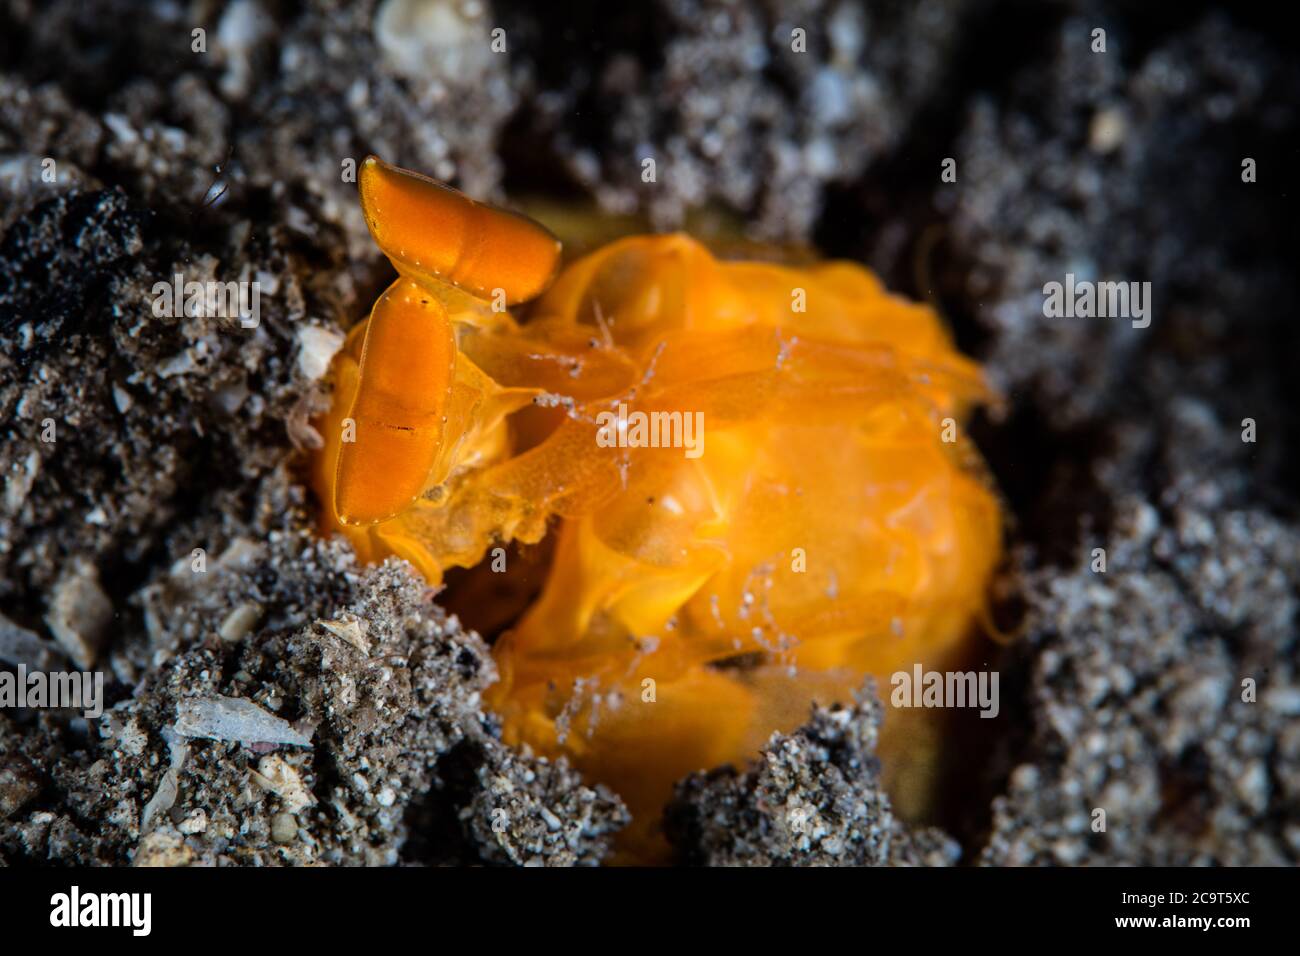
left=332, top=280, right=456, bottom=526
left=358, top=155, right=562, bottom=305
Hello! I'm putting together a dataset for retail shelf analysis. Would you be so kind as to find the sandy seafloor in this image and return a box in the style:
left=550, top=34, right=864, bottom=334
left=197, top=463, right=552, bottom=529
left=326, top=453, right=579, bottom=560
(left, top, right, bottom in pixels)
left=0, top=0, right=1297, bottom=866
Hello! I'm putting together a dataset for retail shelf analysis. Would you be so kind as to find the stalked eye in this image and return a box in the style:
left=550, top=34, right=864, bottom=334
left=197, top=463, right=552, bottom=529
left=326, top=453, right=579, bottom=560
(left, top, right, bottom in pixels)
left=358, top=155, right=561, bottom=306
left=332, top=278, right=457, bottom=527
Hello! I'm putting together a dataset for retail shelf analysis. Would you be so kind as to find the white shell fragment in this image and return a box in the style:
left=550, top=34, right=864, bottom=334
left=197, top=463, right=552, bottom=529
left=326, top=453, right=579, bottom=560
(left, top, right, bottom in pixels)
left=252, top=754, right=316, bottom=814
left=174, top=694, right=312, bottom=748
left=295, top=323, right=345, bottom=381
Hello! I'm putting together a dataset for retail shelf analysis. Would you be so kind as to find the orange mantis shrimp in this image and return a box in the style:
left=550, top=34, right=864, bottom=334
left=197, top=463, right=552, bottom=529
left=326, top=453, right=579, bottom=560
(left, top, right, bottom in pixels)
left=313, top=156, right=1002, bottom=857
